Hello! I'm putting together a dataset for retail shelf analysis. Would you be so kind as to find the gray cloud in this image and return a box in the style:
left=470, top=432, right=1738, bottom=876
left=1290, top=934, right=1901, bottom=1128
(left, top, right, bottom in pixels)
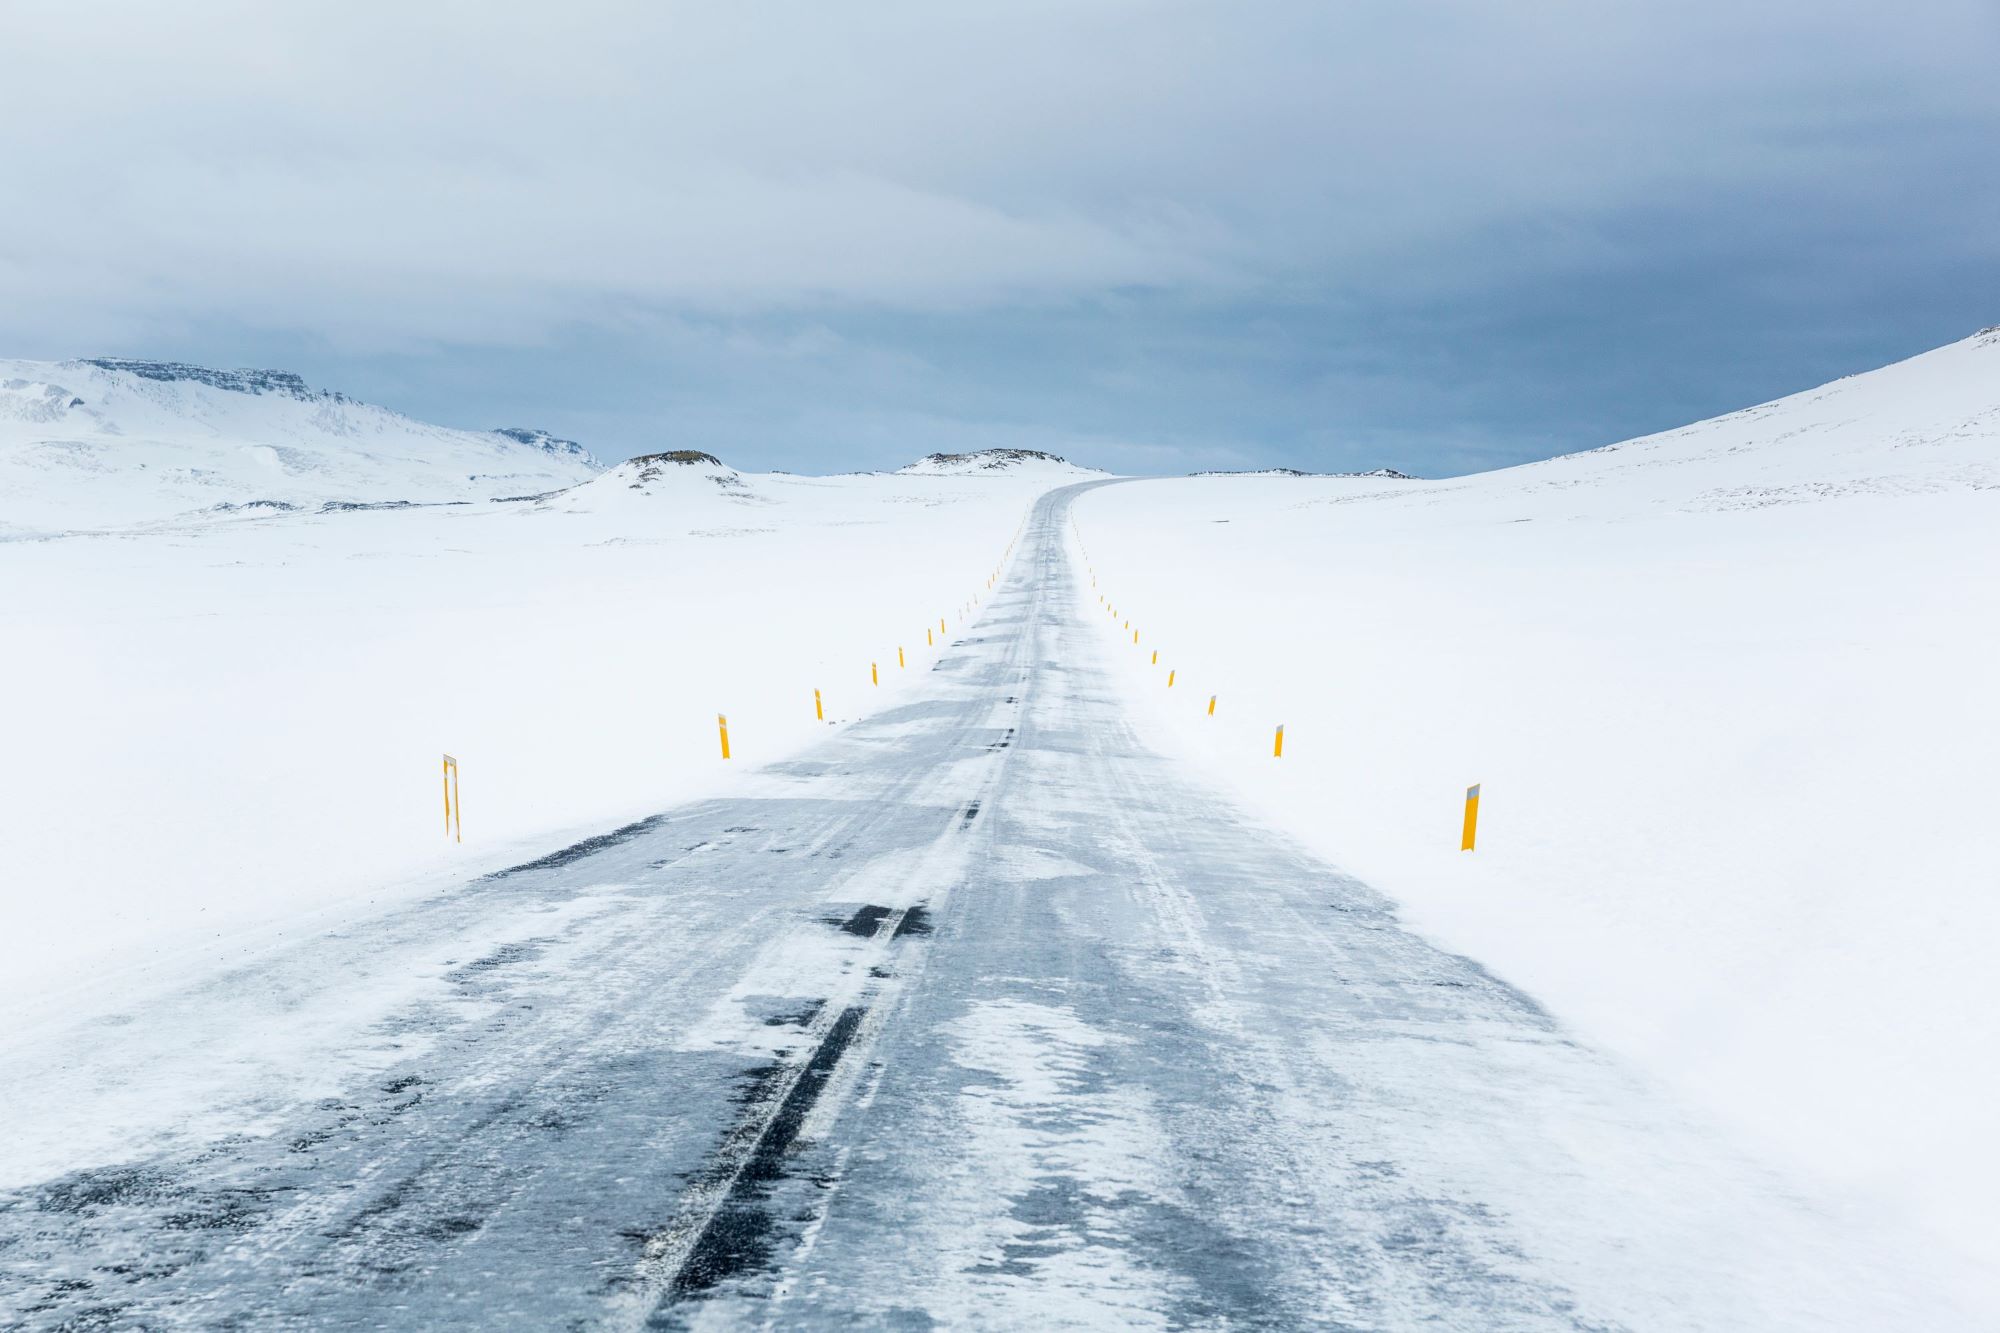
left=2, top=0, right=1995, bottom=471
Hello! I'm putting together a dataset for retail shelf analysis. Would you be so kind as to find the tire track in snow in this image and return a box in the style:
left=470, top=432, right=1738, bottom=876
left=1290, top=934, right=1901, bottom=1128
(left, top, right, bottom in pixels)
left=619, top=614, right=1035, bottom=1327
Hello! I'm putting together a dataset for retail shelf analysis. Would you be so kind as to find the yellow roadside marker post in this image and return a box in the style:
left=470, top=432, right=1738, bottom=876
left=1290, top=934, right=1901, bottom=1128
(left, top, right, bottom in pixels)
left=441, top=753, right=461, bottom=843
left=927, top=627, right=934, bottom=647
left=1461, top=785, right=1481, bottom=851
left=1207, top=694, right=1217, bottom=716
left=939, top=617, right=947, bottom=636
left=1167, top=670, right=1176, bottom=687
left=1273, top=724, right=1285, bottom=758
left=814, top=688, right=824, bottom=721
left=718, top=714, right=732, bottom=760
left=872, top=662, right=879, bottom=686
left=898, top=646, right=906, bottom=669
left=1150, top=650, right=1158, bottom=665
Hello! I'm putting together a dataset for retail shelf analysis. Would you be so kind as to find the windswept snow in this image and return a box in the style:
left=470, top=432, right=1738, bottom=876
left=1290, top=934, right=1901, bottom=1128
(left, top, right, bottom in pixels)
left=1070, top=326, right=2000, bottom=1287
left=0, top=358, right=603, bottom=532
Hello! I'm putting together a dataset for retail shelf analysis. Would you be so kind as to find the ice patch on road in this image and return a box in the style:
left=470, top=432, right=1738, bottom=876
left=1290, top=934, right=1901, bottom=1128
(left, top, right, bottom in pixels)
left=922, top=997, right=1187, bottom=1328
left=993, top=844, right=1098, bottom=882
left=675, top=930, right=866, bottom=1059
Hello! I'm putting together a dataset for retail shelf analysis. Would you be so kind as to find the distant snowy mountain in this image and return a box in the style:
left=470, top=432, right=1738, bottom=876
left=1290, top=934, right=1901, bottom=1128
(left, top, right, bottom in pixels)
left=898, top=448, right=1107, bottom=478
left=0, top=358, right=604, bottom=532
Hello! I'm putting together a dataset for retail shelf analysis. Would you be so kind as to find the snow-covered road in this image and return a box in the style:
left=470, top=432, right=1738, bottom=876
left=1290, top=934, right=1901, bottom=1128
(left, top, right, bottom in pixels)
left=0, top=485, right=1969, bottom=1329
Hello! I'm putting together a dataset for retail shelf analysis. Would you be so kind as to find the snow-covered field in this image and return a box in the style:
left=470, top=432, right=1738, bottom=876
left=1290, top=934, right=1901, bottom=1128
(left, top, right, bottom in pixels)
left=4, top=336, right=1995, bottom=1318
left=0, top=362, right=1095, bottom=1026
left=1070, top=328, right=2000, bottom=1280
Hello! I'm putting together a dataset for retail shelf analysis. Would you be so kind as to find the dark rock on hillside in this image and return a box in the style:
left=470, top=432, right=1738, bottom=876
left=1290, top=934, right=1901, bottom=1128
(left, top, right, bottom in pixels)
left=81, top=359, right=325, bottom=400
left=492, top=427, right=602, bottom=468
left=627, top=450, right=727, bottom=468
left=909, top=448, right=1074, bottom=471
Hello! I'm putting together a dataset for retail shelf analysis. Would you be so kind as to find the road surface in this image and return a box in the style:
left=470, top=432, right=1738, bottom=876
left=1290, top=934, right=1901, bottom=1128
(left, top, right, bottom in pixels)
left=0, top=484, right=1965, bottom=1329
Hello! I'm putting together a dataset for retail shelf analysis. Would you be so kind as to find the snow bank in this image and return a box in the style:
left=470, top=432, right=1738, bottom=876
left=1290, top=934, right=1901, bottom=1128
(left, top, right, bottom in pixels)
left=1069, top=328, right=2000, bottom=1289
left=0, top=358, right=602, bottom=532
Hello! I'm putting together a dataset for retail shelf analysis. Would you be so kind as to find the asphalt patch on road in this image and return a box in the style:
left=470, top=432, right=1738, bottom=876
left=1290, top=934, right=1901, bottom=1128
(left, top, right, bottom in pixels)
left=445, top=940, right=547, bottom=986
left=482, top=814, right=669, bottom=878
left=824, top=905, right=894, bottom=938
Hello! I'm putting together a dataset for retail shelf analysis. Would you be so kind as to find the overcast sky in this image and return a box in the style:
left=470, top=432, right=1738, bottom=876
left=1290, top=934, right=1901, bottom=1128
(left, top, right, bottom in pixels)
left=3, top=1, right=1995, bottom=474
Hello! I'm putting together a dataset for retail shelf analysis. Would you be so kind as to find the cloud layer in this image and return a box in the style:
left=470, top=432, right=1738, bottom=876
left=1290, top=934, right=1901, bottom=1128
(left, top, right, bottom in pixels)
left=3, top=0, right=1996, bottom=471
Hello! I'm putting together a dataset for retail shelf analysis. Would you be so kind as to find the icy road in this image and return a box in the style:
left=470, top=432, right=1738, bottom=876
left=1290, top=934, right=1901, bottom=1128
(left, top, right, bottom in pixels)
left=0, top=485, right=1966, bottom=1329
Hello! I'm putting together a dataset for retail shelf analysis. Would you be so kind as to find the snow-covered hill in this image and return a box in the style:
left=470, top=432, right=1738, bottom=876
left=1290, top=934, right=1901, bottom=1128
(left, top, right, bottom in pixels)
left=0, top=358, right=604, bottom=532
left=544, top=450, right=755, bottom=513
left=1071, top=326, right=2000, bottom=1291
left=1503, top=325, right=2000, bottom=506
left=897, top=447, right=1107, bottom=478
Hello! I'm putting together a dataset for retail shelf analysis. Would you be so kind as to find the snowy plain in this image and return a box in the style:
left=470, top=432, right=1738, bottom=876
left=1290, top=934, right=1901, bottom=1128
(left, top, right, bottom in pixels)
left=1069, top=328, right=2000, bottom=1289
left=4, top=483, right=1979, bottom=1330
left=0, top=365, right=1091, bottom=1031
